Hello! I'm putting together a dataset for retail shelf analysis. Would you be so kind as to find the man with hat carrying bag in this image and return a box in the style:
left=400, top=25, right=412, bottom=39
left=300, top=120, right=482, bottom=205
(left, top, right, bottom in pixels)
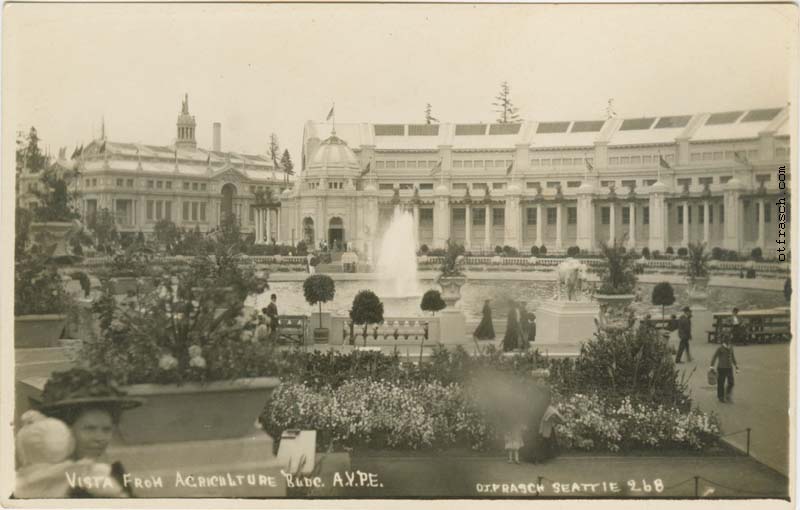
left=675, top=306, right=693, bottom=363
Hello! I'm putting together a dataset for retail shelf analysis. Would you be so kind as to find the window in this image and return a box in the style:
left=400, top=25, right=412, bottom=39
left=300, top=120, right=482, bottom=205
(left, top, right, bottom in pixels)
left=191, top=202, right=198, bottom=221
left=526, top=208, right=537, bottom=225
left=146, top=201, right=154, bottom=220
left=398, top=183, right=414, bottom=190
left=643, top=206, right=650, bottom=225
left=420, top=208, right=433, bottom=221
left=192, top=182, right=199, bottom=191
left=541, top=159, right=550, bottom=166
left=600, top=180, right=614, bottom=188
left=552, top=159, right=562, bottom=166
left=713, top=152, right=723, bottom=160
left=495, top=160, right=505, bottom=168
left=200, top=183, right=207, bottom=191
left=677, top=178, right=692, bottom=189
left=472, top=183, right=487, bottom=190
left=183, top=202, right=189, bottom=220
left=567, top=181, right=581, bottom=188
left=127, top=179, right=134, bottom=188
left=622, top=207, right=630, bottom=225
left=699, top=177, right=713, bottom=186
left=698, top=205, right=704, bottom=224
left=547, top=208, right=557, bottom=225
left=474, top=160, right=484, bottom=168
left=92, top=179, right=97, bottom=187
left=609, top=157, right=619, bottom=165
left=720, top=176, right=732, bottom=184
left=526, top=182, right=541, bottom=190
left=464, top=161, right=473, bottom=168
left=147, top=180, right=154, bottom=189
left=165, top=202, right=171, bottom=220
left=531, top=159, right=540, bottom=166
left=249, top=206, right=254, bottom=222
left=620, top=156, right=630, bottom=165
left=472, top=208, right=485, bottom=226
left=419, top=183, right=433, bottom=191
left=386, top=161, right=396, bottom=169
left=376, top=161, right=385, bottom=169
left=200, top=203, right=206, bottom=221
left=678, top=207, right=684, bottom=225
left=156, top=181, right=163, bottom=189
left=379, top=183, right=394, bottom=190
left=764, top=204, right=772, bottom=223
left=492, top=208, right=504, bottom=226
left=166, top=181, right=172, bottom=190
left=452, top=183, right=468, bottom=190
left=183, top=182, right=190, bottom=190
left=155, top=201, right=163, bottom=220
left=407, top=161, right=417, bottom=168
left=397, top=161, right=406, bottom=169
left=492, top=183, right=506, bottom=190
left=601, top=207, right=610, bottom=225
left=719, top=204, right=725, bottom=223
left=546, top=181, right=560, bottom=189
left=452, top=208, right=465, bottom=221
left=645, top=179, right=657, bottom=186
left=116, top=178, right=123, bottom=187
left=756, top=174, right=771, bottom=185
left=567, top=207, right=577, bottom=225
left=630, top=156, right=641, bottom=165
left=621, top=180, right=636, bottom=189
left=709, top=206, right=714, bottom=224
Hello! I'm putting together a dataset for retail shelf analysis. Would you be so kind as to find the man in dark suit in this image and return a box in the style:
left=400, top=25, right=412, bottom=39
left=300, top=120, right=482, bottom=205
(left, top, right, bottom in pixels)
left=263, top=294, right=279, bottom=343
left=675, top=306, right=693, bottom=363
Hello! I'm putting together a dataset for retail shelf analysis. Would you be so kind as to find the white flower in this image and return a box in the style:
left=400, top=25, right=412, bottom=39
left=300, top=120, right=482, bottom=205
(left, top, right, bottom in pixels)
left=158, top=354, right=178, bottom=370
left=188, top=344, right=203, bottom=358
left=190, top=356, right=206, bottom=369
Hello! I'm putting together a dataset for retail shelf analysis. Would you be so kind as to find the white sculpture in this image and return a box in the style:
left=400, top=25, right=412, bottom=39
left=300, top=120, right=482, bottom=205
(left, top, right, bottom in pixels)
left=555, top=258, right=589, bottom=301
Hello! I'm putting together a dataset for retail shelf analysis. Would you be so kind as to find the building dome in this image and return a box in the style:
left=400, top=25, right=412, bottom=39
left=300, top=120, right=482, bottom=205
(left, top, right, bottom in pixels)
left=724, top=177, right=745, bottom=190
left=305, top=133, right=361, bottom=178
left=649, top=180, right=669, bottom=193
left=577, top=181, right=594, bottom=193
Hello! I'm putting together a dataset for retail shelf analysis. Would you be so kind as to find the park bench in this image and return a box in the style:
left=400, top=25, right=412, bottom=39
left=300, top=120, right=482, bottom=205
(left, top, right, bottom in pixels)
left=707, top=309, right=791, bottom=345
left=344, top=319, right=430, bottom=346
left=277, top=315, right=308, bottom=346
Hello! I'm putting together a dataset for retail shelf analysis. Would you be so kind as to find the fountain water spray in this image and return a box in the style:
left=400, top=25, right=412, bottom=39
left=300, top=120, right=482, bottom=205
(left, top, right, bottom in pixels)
left=375, top=206, right=421, bottom=298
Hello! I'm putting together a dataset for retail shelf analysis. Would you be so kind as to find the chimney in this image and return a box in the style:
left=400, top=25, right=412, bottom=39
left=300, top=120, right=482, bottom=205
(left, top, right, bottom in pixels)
left=212, top=122, right=221, bottom=152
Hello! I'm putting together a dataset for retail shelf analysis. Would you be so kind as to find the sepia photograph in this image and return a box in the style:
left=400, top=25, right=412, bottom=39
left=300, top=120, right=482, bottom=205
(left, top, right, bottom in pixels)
left=1, top=1, right=797, bottom=507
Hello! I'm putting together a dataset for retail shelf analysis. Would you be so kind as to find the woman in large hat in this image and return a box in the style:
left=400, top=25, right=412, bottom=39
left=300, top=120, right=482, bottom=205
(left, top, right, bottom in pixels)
left=31, top=368, right=142, bottom=498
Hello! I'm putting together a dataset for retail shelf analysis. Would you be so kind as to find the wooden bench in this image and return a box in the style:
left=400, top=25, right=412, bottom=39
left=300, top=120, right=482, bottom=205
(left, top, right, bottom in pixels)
left=277, top=315, right=308, bottom=345
left=707, top=309, right=791, bottom=345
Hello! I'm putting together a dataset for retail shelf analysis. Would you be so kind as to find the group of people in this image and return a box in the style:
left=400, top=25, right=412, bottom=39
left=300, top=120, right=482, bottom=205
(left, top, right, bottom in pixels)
left=14, top=370, right=142, bottom=498
left=665, top=305, right=740, bottom=404
left=502, top=372, right=565, bottom=465
left=256, top=293, right=280, bottom=343
left=472, top=299, right=536, bottom=352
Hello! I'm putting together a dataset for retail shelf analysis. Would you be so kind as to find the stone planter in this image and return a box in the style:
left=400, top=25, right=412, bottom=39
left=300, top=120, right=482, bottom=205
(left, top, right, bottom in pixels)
left=313, top=327, right=330, bottom=343
left=15, top=314, right=67, bottom=348
left=687, top=276, right=710, bottom=305
left=29, top=221, right=75, bottom=259
left=116, top=376, right=281, bottom=445
left=594, top=293, right=635, bottom=330
left=436, top=275, right=467, bottom=307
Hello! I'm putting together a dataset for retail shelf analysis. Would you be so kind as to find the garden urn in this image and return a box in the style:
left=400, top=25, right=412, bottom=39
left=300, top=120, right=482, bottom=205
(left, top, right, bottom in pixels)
left=436, top=275, right=467, bottom=307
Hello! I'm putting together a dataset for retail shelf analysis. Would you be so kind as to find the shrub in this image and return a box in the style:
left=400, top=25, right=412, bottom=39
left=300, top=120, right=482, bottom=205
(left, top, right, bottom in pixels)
left=746, top=268, right=757, bottom=279
left=566, top=246, right=580, bottom=257
left=750, top=247, right=763, bottom=261
left=420, top=289, right=446, bottom=316
left=596, top=239, right=637, bottom=295
left=531, top=245, right=540, bottom=256
left=711, top=246, right=723, bottom=260
left=15, top=244, right=71, bottom=315
left=676, top=247, right=688, bottom=257
left=303, top=274, right=336, bottom=328
left=494, top=245, right=503, bottom=255
left=651, top=282, right=676, bottom=319
left=502, top=245, right=519, bottom=257
left=651, top=250, right=661, bottom=259
left=539, top=245, right=547, bottom=256
left=350, top=290, right=384, bottom=342
left=419, top=244, right=430, bottom=255
left=439, top=240, right=466, bottom=277
left=641, top=247, right=651, bottom=259
left=665, top=246, right=674, bottom=255
left=296, top=240, right=308, bottom=256
left=686, top=242, right=710, bottom=281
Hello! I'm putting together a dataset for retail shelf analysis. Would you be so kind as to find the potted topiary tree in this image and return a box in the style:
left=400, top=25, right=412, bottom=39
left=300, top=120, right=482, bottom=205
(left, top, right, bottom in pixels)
left=420, top=289, right=446, bottom=316
left=436, top=240, right=467, bottom=307
left=350, top=290, right=384, bottom=347
left=595, top=239, right=638, bottom=330
left=303, top=274, right=336, bottom=343
left=686, top=242, right=711, bottom=305
left=651, top=282, right=676, bottom=319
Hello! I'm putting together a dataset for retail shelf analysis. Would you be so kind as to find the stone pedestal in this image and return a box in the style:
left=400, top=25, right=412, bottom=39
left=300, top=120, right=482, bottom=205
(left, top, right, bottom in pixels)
left=535, top=300, right=600, bottom=351
left=437, top=309, right=466, bottom=344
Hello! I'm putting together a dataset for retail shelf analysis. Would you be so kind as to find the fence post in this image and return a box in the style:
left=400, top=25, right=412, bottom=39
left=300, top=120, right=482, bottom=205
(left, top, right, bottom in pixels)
left=746, top=428, right=751, bottom=456
left=694, top=476, right=699, bottom=498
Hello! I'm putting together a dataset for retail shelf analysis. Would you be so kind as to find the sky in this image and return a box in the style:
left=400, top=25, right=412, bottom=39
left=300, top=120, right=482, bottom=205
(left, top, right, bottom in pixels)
left=3, top=2, right=797, bottom=163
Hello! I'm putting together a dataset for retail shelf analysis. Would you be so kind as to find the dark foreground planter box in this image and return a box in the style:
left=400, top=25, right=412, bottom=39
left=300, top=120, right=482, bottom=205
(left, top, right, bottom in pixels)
left=15, top=314, right=67, bottom=348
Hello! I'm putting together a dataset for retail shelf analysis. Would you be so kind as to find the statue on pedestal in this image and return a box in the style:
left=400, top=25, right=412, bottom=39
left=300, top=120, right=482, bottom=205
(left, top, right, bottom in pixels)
left=555, top=258, right=589, bottom=301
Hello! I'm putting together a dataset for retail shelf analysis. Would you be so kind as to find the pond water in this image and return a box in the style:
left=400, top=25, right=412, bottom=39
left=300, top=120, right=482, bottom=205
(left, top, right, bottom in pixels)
left=251, top=280, right=786, bottom=323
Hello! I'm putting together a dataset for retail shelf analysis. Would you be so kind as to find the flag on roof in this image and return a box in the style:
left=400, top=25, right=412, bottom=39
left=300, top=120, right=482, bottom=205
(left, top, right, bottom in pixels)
left=659, top=155, right=671, bottom=170
left=734, top=151, right=750, bottom=166
left=98, top=141, right=106, bottom=154
left=585, top=157, right=594, bottom=172
left=326, top=105, right=335, bottom=121
left=360, top=161, right=371, bottom=177
left=506, top=161, right=514, bottom=176
left=70, top=146, right=78, bottom=159
left=429, top=160, right=442, bottom=176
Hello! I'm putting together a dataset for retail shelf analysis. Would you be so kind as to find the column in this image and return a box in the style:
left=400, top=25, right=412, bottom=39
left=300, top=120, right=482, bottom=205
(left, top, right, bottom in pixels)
left=723, top=185, right=743, bottom=252
left=465, top=206, right=472, bottom=249
left=703, top=201, right=710, bottom=244
left=757, top=199, right=765, bottom=249
left=504, top=194, right=522, bottom=249
left=412, top=203, right=420, bottom=248
left=628, top=202, right=636, bottom=249
left=555, top=203, right=563, bottom=250
left=609, top=203, right=616, bottom=244
left=576, top=185, right=595, bottom=251
left=648, top=190, right=666, bottom=252
left=433, top=186, right=450, bottom=249
left=276, top=208, right=281, bottom=243
left=484, top=204, right=492, bottom=250
left=535, top=204, right=543, bottom=247
left=255, top=209, right=262, bottom=243
left=682, top=201, right=689, bottom=247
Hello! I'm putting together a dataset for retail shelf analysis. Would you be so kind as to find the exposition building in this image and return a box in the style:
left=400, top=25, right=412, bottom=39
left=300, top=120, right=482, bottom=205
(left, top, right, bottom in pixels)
left=280, top=106, right=791, bottom=257
left=18, top=95, right=294, bottom=240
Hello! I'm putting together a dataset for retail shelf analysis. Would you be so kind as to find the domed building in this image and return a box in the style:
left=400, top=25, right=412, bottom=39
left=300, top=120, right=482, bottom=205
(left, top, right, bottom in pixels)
left=281, top=105, right=791, bottom=256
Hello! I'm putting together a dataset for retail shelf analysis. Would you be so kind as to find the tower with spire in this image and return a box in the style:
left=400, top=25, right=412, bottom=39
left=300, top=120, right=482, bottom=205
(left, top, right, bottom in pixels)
left=176, top=93, right=197, bottom=150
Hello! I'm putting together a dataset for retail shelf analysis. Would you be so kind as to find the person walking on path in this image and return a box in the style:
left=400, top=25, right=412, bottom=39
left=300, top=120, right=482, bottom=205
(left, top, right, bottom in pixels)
left=502, top=303, right=521, bottom=352
left=518, top=303, right=531, bottom=351
left=538, top=403, right=565, bottom=462
left=504, top=421, right=525, bottom=464
left=710, top=336, right=739, bottom=403
left=473, top=299, right=496, bottom=340
left=675, top=306, right=693, bottom=363
left=264, top=294, right=280, bottom=343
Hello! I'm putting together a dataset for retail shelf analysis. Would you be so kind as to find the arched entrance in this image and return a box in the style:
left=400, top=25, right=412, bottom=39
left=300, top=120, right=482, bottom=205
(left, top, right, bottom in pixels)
left=221, top=183, right=236, bottom=221
left=328, top=217, right=345, bottom=251
left=302, top=217, right=315, bottom=246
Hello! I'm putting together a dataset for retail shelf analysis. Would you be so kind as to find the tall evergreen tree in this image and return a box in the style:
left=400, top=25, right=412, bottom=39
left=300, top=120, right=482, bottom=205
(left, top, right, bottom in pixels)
left=424, top=103, right=439, bottom=125
left=280, top=149, right=294, bottom=184
left=492, top=82, right=521, bottom=124
left=268, top=133, right=281, bottom=169
left=19, top=127, right=48, bottom=173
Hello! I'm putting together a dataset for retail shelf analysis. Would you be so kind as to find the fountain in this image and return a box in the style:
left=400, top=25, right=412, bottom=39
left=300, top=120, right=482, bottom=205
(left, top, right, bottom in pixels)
left=375, top=206, right=421, bottom=299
